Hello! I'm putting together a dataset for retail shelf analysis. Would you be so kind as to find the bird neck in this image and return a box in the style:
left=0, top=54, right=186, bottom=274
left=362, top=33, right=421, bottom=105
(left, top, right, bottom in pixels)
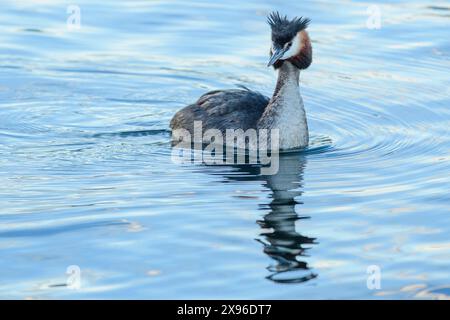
left=272, top=61, right=300, bottom=98
left=257, top=61, right=309, bottom=150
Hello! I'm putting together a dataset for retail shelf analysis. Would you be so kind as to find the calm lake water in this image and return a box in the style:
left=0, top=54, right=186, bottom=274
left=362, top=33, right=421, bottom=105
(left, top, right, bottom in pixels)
left=1, top=0, right=449, bottom=299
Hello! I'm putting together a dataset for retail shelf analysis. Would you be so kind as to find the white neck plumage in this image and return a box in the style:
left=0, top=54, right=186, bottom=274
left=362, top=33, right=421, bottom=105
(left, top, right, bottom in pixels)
left=257, top=61, right=309, bottom=150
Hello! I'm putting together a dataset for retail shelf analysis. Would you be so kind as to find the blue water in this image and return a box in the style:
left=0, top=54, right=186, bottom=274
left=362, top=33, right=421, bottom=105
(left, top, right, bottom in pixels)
left=1, top=0, right=450, bottom=299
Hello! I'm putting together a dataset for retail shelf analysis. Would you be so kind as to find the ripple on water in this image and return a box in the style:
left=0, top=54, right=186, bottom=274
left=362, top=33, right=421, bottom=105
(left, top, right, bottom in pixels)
left=0, top=0, right=449, bottom=299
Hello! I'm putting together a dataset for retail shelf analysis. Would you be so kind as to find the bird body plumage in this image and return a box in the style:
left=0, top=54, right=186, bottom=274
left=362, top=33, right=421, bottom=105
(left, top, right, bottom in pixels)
left=169, top=12, right=312, bottom=150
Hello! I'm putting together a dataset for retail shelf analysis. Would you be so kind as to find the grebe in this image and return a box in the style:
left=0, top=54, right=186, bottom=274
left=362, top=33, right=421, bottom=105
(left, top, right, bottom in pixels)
left=170, top=12, right=312, bottom=150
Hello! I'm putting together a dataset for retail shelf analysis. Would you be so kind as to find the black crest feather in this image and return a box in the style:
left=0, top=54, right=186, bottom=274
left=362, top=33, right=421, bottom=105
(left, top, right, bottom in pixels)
left=267, top=11, right=310, bottom=47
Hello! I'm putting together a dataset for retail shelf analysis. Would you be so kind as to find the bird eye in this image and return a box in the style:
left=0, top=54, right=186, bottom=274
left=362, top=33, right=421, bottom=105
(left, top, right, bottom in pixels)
left=286, top=42, right=292, bottom=48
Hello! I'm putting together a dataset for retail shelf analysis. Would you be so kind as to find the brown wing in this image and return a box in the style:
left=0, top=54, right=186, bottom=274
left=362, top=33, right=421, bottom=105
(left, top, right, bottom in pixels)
left=170, top=89, right=269, bottom=134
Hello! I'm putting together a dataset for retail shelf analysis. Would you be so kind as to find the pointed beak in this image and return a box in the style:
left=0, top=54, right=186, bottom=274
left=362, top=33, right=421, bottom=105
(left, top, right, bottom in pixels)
left=267, top=47, right=287, bottom=67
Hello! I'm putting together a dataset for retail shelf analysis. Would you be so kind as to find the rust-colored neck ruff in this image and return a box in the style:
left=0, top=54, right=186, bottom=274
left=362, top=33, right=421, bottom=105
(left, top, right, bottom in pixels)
left=289, top=30, right=312, bottom=70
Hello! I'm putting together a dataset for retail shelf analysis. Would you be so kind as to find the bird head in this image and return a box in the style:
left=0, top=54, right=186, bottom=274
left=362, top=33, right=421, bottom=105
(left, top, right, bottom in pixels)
left=267, top=12, right=312, bottom=70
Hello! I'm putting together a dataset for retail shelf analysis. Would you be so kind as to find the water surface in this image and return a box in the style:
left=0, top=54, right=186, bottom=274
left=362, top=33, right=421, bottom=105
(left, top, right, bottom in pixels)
left=0, top=0, right=450, bottom=299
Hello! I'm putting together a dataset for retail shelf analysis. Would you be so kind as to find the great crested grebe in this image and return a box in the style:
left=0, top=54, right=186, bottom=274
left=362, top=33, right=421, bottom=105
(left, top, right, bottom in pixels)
left=170, top=12, right=312, bottom=150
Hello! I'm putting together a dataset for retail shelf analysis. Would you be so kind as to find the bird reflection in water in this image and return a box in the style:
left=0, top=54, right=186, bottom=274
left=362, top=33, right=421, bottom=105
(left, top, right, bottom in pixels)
left=213, top=152, right=318, bottom=284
